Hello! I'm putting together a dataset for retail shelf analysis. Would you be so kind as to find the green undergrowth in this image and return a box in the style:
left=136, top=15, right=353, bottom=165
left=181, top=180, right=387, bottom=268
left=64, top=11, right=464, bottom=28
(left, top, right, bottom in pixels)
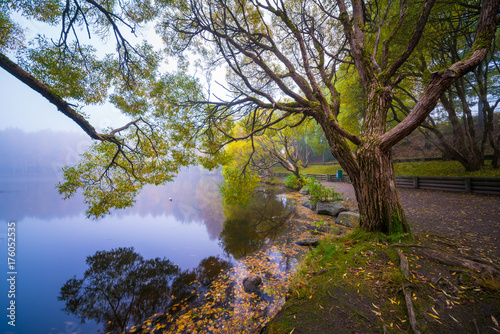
left=264, top=230, right=413, bottom=333
left=263, top=177, right=283, bottom=185
left=265, top=229, right=500, bottom=333
left=274, top=160, right=500, bottom=178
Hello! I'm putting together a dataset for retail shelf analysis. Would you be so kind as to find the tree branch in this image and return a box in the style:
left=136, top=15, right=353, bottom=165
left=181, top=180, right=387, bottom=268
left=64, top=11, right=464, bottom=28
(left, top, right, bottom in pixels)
left=0, top=52, right=103, bottom=140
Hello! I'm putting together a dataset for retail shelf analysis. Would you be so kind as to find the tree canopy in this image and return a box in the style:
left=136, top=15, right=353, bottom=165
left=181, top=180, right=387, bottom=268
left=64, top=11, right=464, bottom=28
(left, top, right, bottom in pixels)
left=1, top=0, right=498, bottom=233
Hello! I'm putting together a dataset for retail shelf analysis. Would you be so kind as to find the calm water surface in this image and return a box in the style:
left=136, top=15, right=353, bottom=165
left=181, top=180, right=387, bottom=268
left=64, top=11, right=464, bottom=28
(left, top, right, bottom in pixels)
left=0, top=170, right=294, bottom=334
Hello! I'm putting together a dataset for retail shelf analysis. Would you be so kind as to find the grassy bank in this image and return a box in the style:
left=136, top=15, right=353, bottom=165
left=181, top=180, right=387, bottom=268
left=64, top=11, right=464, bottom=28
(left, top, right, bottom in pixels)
left=264, top=230, right=409, bottom=333
left=274, top=160, right=500, bottom=178
left=264, top=229, right=500, bottom=333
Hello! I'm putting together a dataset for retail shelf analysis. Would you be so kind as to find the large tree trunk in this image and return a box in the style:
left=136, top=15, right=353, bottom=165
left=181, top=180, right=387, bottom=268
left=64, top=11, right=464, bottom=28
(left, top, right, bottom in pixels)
left=352, top=142, right=410, bottom=234
left=322, top=117, right=410, bottom=235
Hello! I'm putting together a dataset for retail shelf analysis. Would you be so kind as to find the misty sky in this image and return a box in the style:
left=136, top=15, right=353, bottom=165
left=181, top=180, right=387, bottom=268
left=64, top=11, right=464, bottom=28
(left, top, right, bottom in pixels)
left=0, top=11, right=226, bottom=135
left=0, top=12, right=154, bottom=135
left=0, top=68, right=131, bottom=134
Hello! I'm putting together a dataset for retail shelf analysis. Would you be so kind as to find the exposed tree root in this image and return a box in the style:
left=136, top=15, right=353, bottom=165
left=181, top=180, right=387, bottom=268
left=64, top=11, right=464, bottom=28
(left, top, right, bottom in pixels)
left=397, top=249, right=421, bottom=334
left=397, top=249, right=410, bottom=278
left=403, top=287, right=421, bottom=334
left=393, top=243, right=500, bottom=276
left=391, top=244, right=425, bottom=248
left=418, top=249, right=500, bottom=276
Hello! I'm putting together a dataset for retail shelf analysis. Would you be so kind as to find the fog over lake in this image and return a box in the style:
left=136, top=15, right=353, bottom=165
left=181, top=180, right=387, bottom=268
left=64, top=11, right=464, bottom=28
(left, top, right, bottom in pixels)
left=0, top=129, right=294, bottom=334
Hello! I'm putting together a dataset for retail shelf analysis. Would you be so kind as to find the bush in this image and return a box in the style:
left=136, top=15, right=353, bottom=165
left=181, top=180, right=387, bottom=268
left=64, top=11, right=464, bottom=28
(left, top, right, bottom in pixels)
left=264, top=177, right=282, bottom=185
left=284, top=174, right=305, bottom=190
left=305, top=177, right=342, bottom=205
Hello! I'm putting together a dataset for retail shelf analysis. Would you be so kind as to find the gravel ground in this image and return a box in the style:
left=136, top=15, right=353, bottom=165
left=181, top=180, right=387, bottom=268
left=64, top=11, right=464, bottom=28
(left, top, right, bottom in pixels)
left=324, top=181, right=500, bottom=263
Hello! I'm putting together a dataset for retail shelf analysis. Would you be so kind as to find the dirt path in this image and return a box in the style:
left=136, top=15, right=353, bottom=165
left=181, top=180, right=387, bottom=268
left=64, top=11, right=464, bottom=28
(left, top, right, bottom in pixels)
left=324, top=182, right=500, bottom=264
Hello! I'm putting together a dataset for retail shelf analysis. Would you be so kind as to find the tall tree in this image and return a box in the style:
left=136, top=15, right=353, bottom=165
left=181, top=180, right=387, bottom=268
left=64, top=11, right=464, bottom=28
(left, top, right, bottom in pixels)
left=1, top=0, right=498, bottom=234
left=160, top=0, right=498, bottom=233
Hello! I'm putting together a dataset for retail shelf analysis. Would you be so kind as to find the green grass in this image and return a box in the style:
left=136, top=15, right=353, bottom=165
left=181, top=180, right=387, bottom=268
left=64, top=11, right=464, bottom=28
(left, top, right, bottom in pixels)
left=265, top=230, right=411, bottom=333
left=274, top=160, right=500, bottom=178
left=393, top=160, right=500, bottom=177
left=274, top=164, right=343, bottom=175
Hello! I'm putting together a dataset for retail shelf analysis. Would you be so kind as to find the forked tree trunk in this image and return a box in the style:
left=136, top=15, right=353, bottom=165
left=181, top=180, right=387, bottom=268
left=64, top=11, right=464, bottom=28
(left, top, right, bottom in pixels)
left=351, top=142, right=410, bottom=234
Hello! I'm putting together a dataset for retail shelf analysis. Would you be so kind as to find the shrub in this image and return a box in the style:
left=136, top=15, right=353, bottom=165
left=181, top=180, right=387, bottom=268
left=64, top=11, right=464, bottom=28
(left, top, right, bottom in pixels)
left=305, top=177, right=342, bottom=205
left=284, top=174, right=305, bottom=190
left=264, top=177, right=282, bottom=185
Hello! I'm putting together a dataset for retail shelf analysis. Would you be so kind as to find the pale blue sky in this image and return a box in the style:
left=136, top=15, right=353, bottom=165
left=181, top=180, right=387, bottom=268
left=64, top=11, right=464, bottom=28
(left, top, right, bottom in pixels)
left=0, top=11, right=137, bottom=134
left=0, top=67, right=132, bottom=133
left=0, top=10, right=225, bottom=135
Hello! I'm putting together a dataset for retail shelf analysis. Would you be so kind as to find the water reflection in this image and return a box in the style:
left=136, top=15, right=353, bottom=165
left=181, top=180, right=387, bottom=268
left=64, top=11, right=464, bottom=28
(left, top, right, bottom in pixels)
left=59, top=247, right=231, bottom=333
left=0, top=169, right=225, bottom=240
left=57, top=187, right=296, bottom=333
left=220, top=188, right=295, bottom=259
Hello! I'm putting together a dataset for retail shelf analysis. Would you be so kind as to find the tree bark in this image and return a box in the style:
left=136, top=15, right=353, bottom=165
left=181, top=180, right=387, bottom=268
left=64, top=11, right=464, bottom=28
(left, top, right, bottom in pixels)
left=353, top=142, right=410, bottom=234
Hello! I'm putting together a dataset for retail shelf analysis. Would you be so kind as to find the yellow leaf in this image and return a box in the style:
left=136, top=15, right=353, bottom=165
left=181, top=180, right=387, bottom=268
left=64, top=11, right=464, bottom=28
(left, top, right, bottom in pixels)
left=428, top=312, right=440, bottom=320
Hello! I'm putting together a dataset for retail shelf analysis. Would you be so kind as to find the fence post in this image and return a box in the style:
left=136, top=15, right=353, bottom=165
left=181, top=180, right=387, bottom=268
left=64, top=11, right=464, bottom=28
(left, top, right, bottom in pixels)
left=465, top=178, right=471, bottom=193
left=412, top=177, right=419, bottom=189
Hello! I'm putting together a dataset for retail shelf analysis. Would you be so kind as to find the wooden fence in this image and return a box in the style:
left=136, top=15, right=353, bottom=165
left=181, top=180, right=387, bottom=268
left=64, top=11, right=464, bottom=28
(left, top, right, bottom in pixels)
left=274, top=172, right=500, bottom=195
left=274, top=172, right=351, bottom=183
left=394, top=176, right=500, bottom=195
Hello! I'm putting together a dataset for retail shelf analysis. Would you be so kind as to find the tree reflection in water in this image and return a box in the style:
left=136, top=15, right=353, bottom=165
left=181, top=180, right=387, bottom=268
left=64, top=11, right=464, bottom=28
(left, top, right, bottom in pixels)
left=59, top=189, right=296, bottom=333
left=219, top=188, right=295, bottom=259
left=59, top=247, right=231, bottom=333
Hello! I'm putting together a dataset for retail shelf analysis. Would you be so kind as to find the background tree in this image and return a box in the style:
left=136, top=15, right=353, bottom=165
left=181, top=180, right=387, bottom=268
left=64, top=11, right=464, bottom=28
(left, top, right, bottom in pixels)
left=305, top=121, right=333, bottom=162
left=220, top=115, right=315, bottom=205
left=391, top=7, right=500, bottom=171
left=243, top=115, right=315, bottom=179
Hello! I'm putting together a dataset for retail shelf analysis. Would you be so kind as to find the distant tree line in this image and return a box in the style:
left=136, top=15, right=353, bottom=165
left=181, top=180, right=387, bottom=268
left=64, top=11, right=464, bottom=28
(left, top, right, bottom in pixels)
left=0, top=129, right=90, bottom=175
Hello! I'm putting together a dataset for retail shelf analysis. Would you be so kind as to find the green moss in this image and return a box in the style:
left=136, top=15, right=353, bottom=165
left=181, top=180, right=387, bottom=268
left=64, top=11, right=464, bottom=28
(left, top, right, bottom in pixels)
left=471, top=28, right=495, bottom=52
left=388, top=208, right=410, bottom=235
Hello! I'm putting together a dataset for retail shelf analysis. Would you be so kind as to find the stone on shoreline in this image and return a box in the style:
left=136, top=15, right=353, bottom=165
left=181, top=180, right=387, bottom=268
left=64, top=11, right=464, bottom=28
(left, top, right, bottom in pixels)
left=316, top=201, right=347, bottom=217
left=335, top=212, right=360, bottom=228
left=299, top=187, right=309, bottom=195
left=242, top=275, right=262, bottom=293
left=295, top=238, right=321, bottom=247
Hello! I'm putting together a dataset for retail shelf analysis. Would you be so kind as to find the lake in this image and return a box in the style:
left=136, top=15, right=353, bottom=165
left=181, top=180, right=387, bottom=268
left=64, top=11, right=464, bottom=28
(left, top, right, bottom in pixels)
left=0, top=169, right=296, bottom=334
